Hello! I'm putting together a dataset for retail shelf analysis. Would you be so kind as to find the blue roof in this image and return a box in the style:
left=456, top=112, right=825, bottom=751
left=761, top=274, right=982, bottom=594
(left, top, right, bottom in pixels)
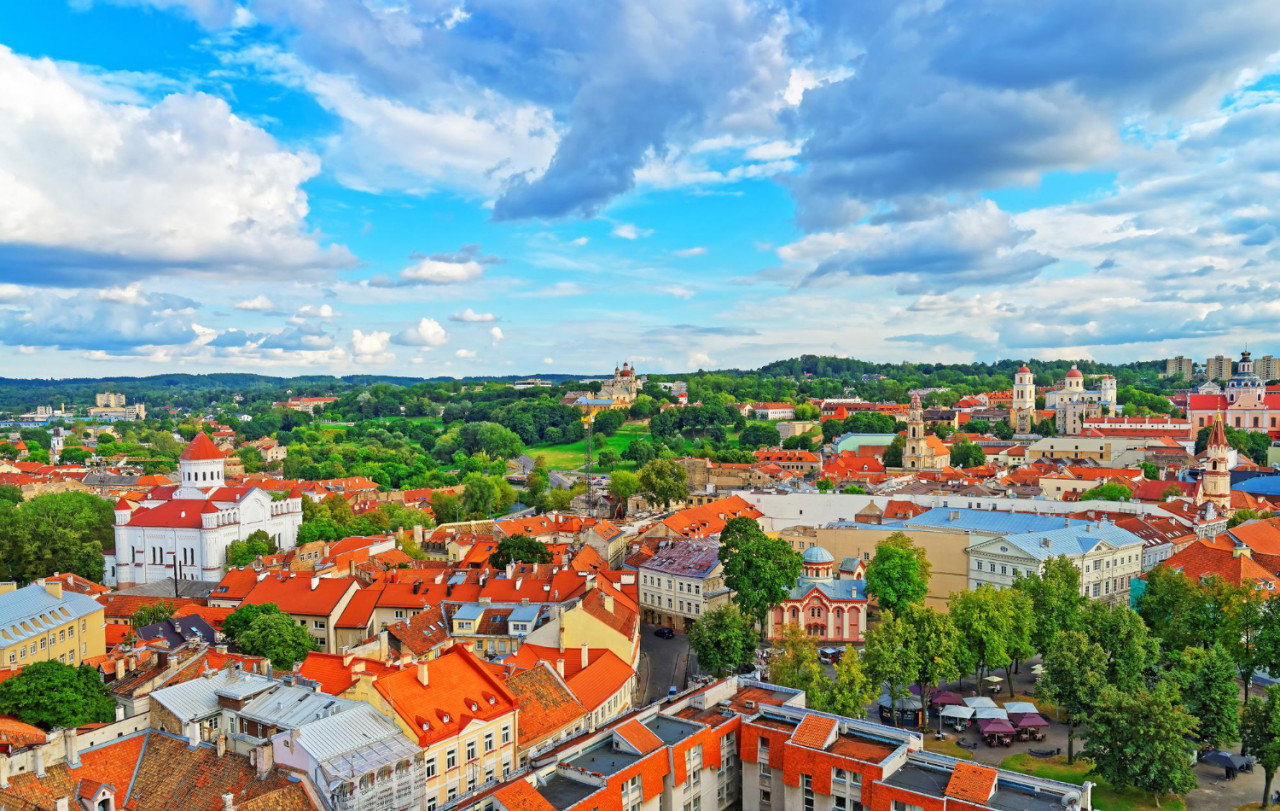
left=993, top=522, right=1146, bottom=561
left=907, top=507, right=1082, bottom=536
left=508, top=604, right=541, bottom=624
left=452, top=603, right=485, bottom=621
left=0, top=583, right=104, bottom=648
left=789, top=577, right=866, bottom=601
left=1235, top=477, right=1280, bottom=496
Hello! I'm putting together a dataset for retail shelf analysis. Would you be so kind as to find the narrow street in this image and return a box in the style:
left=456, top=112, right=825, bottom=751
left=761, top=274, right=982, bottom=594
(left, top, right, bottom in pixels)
left=638, top=622, right=692, bottom=704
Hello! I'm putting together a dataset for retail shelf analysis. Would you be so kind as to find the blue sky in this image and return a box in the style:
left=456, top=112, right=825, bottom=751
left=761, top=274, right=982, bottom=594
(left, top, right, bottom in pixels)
left=2, top=0, right=1280, bottom=377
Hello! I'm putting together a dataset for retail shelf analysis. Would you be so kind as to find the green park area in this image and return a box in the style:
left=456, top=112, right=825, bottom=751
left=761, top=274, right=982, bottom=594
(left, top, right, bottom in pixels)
left=529, top=423, right=649, bottom=470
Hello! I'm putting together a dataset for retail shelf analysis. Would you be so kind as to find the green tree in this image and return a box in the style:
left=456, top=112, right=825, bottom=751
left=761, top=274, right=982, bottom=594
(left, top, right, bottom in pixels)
left=688, top=605, right=757, bottom=677
left=607, top=470, right=640, bottom=509
left=793, top=402, right=820, bottom=421
left=1082, top=682, right=1198, bottom=807
left=223, top=602, right=283, bottom=643
left=462, top=475, right=499, bottom=517
left=1014, top=555, right=1085, bottom=656
left=636, top=458, right=688, bottom=510
left=596, top=447, right=622, bottom=471
left=738, top=423, right=781, bottom=449
left=1079, top=481, right=1133, bottom=501
left=1138, top=567, right=1206, bottom=652
left=1179, top=643, right=1241, bottom=750
left=815, top=477, right=833, bottom=493
left=1242, top=685, right=1280, bottom=808
left=1229, top=508, right=1273, bottom=528
left=998, top=588, right=1036, bottom=696
left=0, top=485, right=23, bottom=507
left=1140, top=462, right=1160, bottom=480
left=130, top=600, right=176, bottom=628
left=431, top=491, right=464, bottom=524
left=0, top=661, right=115, bottom=729
left=1080, top=601, right=1156, bottom=691
left=881, top=434, right=905, bottom=467
left=239, top=612, right=316, bottom=669
left=863, top=609, right=920, bottom=727
left=225, top=529, right=276, bottom=567
left=948, top=586, right=1011, bottom=684
left=59, top=447, right=92, bottom=465
left=718, top=517, right=802, bottom=639
left=769, top=625, right=826, bottom=697
left=488, top=534, right=552, bottom=568
left=864, top=532, right=932, bottom=616
left=812, top=648, right=876, bottom=719
left=949, top=437, right=986, bottom=468
left=1040, top=630, right=1107, bottom=764
left=900, top=604, right=960, bottom=712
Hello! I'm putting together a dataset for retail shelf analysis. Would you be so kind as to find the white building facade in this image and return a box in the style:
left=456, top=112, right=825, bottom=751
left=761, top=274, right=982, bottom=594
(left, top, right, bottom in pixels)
left=107, top=433, right=302, bottom=587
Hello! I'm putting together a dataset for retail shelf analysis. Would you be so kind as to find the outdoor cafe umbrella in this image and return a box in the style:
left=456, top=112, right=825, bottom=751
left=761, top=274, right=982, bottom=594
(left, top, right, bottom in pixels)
left=939, top=704, right=975, bottom=734
left=974, top=707, right=1009, bottom=720
left=964, top=696, right=998, bottom=709
left=1008, top=713, right=1050, bottom=729
left=1030, top=664, right=1045, bottom=673
left=1202, top=750, right=1248, bottom=770
left=983, top=675, right=1004, bottom=683
left=1003, top=701, right=1038, bottom=715
left=931, top=691, right=965, bottom=707
left=976, top=717, right=1017, bottom=736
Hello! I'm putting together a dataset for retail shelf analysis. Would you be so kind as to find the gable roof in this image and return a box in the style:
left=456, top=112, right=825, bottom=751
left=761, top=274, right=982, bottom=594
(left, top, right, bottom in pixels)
left=241, top=574, right=358, bottom=616
left=179, top=432, right=226, bottom=461
left=945, top=761, right=998, bottom=803
left=373, top=646, right=517, bottom=746
left=505, top=663, right=587, bottom=747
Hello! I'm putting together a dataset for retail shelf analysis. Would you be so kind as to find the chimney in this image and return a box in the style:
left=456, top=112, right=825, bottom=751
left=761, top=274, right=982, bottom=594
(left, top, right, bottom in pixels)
left=555, top=658, right=564, bottom=677
left=603, top=594, right=614, bottom=613
left=115, top=658, right=126, bottom=680
left=216, top=644, right=228, bottom=655
left=580, top=642, right=589, bottom=671
left=351, top=661, right=366, bottom=674
left=378, top=629, right=389, bottom=660
left=64, top=728, right=80, bottom=768
left=558, top=623, right=565, bottom=654
left=222, top=794, right=235, bottom=811
left=114, top=705, right=125, bottom=722
left=55, top=798, right=69, bottom=811
left=254, top=743, right=274, bottom=779
left=216, top=733, right=226, bottom=758
left=417, top=661, right=429, bottom=686
left=41, top=580, right=62, bottom=600
left=341, top=647, right=353, bottom=667
left=310, top=575, right=320, bottom=591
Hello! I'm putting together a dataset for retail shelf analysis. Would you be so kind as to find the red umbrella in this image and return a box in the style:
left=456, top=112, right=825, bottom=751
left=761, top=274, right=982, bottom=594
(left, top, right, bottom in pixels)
left=931, top=691, right=965, bottom=706
left=977, top=718, right=1017, bottom=735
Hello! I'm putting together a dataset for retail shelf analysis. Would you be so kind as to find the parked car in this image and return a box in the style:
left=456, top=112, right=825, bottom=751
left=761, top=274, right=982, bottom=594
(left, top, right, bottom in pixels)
left=654, top=626, right=675, bottom=639
left=668, top=685, right=679, bottom=698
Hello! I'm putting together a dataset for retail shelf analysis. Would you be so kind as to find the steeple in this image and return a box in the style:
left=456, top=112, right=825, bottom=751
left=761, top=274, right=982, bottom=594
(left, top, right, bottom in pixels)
left=1202, top=416, right=1232, bottom=514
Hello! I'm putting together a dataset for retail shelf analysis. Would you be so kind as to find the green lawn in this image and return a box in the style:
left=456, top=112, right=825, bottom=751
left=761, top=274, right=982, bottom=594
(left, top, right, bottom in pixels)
left=923, top=736, right=973, bottom=761
left=528, top=423, right=649, bottom=470
left=999, top=754, right=1187, bottom=811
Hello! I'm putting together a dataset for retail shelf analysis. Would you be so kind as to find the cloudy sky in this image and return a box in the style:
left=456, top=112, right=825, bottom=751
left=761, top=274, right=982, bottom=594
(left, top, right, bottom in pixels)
left=3, top=1, right=1280, bottom=378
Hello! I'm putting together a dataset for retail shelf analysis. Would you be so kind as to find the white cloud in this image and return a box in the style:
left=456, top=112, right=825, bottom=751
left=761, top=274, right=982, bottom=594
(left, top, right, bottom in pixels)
left=518, top=281, right=585, bottom=298
left=687, top=351, right=714, bottom=368
left=394, top=318, right=449, bottom=347
left=657, top=285, right=697, bottom=300
left=401, top=258, right=484, bottom=284
left=673, top=247, right=707, bottom=257
left=611, top=223, right=653, bottom=240
left=16, top=346, right=36, bottom=355
left=0, top=284, right=28, bottom=302
left=489, top=326, right=504, bottom=345
left=450, top=307, right=496, bottom=323
left=0, top=46, right=350, bottom=286
left=455, top=348, right=477, bottom=359
left=291, top=304, right=337, bottom=320
left=351, top=329, right=393, bottom=363
left=543, top=357, right=554, bottom=365
left=235, top=294, right=277, bottom=311
left=570, top=237, right=589, bottom=246
left=97, top=284, right=147, bottom=305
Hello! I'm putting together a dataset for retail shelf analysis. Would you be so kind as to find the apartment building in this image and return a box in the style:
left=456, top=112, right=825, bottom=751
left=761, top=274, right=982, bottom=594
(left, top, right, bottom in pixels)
left=967, top=520, right=1145, bottom=604
left=1206, top=354, right=1234, bottom=381
left=639, top=540, right=730, bottom=632
left=239, top=572, right=360, bottom=652
left=1164, top=356, right=1195, bottom=380
left=0, top=580, right=106, bottom=668
left=492, top=676, right=1092, bottom=811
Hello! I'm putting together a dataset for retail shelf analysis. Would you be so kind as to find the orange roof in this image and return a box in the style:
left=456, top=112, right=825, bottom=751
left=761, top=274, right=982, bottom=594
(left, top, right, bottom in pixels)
left=104, top=623, right=133, bottom=648
left=172, top=604, right=233, bottom=630
left=791, top=714, right=836, bottom=749
left=241, top=574, right=358, bottom=616
left=659, top=495, right=763, bottom=539
left=493, top=780, right=557, bottom=811
left=564, top=649, right=633, bottom=711
left=505, top=663, right=587, bottom=747
left=0, top=715, right=45, bottom=749
left=1224, top=518, right=1280, bottom=556
left=45, top=571, right=111, bottom=596
left=945, top=761, right=998, bottom=803
left=615, top=718, right=665, bottom=754
left=179, top=432, right=226, bottom=461
left=1158, top=539, right=1280, bottom=591
left=373, top=646, right=518, bottom=746
left=297, top=652, right=403, bottom=695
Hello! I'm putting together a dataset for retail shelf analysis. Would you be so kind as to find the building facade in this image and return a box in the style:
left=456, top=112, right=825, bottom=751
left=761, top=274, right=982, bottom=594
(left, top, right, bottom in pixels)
left=967, top=521, right=1145, bottom=604
left=770, top=547, right=868, bottom=643
left=1186, top=351, right=1280, bottom=437
left=109, top=433, right=303, bottom=587
left=639, top=541, right=730, bottom=632
left=0, top=580, right=105, bottom=668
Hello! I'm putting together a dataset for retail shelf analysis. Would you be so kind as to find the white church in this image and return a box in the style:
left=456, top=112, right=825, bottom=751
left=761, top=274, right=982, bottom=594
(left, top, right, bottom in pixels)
left=106, top=433, right=303, bottom=587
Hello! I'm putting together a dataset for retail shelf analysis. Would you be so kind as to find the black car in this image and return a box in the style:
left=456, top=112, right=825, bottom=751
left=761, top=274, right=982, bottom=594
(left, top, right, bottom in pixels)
left=654, top=626, right=675, bottom=639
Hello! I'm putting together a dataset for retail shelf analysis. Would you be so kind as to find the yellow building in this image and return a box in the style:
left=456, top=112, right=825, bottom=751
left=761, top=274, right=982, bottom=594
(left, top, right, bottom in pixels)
left=0, top=580, right=107, bottom=668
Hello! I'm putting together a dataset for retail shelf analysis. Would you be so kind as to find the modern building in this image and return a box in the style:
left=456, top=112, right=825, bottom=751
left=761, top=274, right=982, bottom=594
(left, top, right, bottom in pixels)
left=1186, top=351, right=1280, bottom=437
left=1206, top=354, right=1234, bottom=381
left=1165, top=355, right=1195, bottom=380
left=0, top=580, right=106, bottom=668
left=108, top=433, right=303, bottom=587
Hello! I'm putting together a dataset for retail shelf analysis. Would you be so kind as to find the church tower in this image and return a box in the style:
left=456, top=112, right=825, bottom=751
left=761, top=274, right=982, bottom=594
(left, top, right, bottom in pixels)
left=1011, top=364, right=1036, bottom=434
left=902, top=393, right=928, bottom=469
left=1203, top=417, right=1232, bottom=514
left=175, top=432, right=227, bottom=497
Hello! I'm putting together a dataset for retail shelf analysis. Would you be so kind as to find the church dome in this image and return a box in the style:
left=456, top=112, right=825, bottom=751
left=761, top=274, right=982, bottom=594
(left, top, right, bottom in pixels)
left=1065, top=365, right=1083, bottom=379
left=1017, top=364, right=1030, bottom=374
left=802, top=546, right=835, bottom=565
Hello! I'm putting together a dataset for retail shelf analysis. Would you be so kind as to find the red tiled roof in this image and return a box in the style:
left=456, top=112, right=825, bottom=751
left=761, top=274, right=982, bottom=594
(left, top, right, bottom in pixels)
left=172, top=604, right=234, bottom=631
left=505, top=663, right=586, bottom=747
left=297, top=652, right=402, bottom=695
left=0, top=715, right=45, bottom=749
left=96, top=594, right=204, bottom=622
left=493, top=780, right=557, bottom=811
left=1157, top=539, right=1280, bottom=591
left=791, top=714, right=836, bottom=749
left=241, top=574, right=358, bottom=616
left=564, top=649, right=633, bottom=711
left=123, top=500, right=212, bottom=528
left=373, top=646, right=518, bottom=746
left=615, top=718, right=664, bottom=754
left=658, top=495, right=763, bottom=539
left=210, top=568, right=261, bottom=603
left=946, top=761, right=998, bottom=803
left=179, top=432, right=226, bottom=461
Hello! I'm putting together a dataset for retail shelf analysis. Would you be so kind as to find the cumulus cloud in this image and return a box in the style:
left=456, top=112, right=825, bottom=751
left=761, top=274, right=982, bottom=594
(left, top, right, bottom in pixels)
left=235, top=295, right=278, bottom=311
left=611, top=223, right=653, bottom=240
left=291, top=304, right=337, bottom=321
left=0, top=46, right=351, bottom=286
left=394, top=318, right=449, bottom=347
left=394, top=244, right=500, bottom=285
left=673, top=247, right=707, bottom=257
left=489, top=326, right=504, bottom=345
left=0, top=286, right=199, bottom=351
left=518, top=281, right=585, bottom=298
left=657, top=285, right=697, bottom=300
left=450, top=308, right=496, bottom=323
left=455, top=348, right=477, bottom=359
left=351, top=329, right=393, bottom=363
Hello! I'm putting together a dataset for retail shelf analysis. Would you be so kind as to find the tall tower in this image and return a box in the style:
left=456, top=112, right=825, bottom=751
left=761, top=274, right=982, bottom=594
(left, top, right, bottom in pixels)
left=1226, top=349, right=1264, bottom=407
left=1064, top=364, right=1084, bottom=393
left=1203, top=417, right=1232, bottom=514
left=902, top=393, right=928, bottom=470
left=1099, top=375, right=1117, bottom=412
left=1011, top=364, right=1036, bottom=434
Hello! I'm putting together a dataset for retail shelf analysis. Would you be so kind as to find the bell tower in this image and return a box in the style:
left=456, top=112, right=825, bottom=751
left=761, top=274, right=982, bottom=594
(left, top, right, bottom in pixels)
left=1202, top=417, right=1232, bottom=514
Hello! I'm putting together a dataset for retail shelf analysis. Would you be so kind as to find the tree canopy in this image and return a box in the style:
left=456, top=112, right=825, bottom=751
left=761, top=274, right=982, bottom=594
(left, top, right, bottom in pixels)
left=864, top=532, right=931, bottom=616
left=1082, top=683, right=1198, bottom=806
left=488, top=534, right=553, bottom=568
left=0, top=661, right=115, bottom=729
left=636, top=458, right=688, bottom=510
left=688, top=605, right=757, bottom=677
left=238, top=611, right=316, bottom=669
left=718, top=517, right=802, bottom=637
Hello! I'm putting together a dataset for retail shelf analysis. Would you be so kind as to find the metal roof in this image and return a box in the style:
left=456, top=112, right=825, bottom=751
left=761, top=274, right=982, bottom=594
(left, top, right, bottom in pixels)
left=452, top=603, right=485, bottom=621
left=300, top=705, right=418, bottom=782
left=907, top=507, right=1083, bottom=536
left=993, top=522, right=1145, bottom=561
left=239, top=684, right=362, bottom=729
left=0, top=584, right=104, bottom=648
left=151, top=669, right=273, bottom=721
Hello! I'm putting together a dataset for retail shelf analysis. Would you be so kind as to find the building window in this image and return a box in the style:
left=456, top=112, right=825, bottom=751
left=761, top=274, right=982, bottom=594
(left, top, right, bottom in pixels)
left=446, top=749, right=457, bottom=770
left=484, top=732, right=494, bottom=752
left=466, top=740, right=477, bottom=761
left=425, top=757, right=436, bottom=779
left=502, top=725, right=511, bottom=745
